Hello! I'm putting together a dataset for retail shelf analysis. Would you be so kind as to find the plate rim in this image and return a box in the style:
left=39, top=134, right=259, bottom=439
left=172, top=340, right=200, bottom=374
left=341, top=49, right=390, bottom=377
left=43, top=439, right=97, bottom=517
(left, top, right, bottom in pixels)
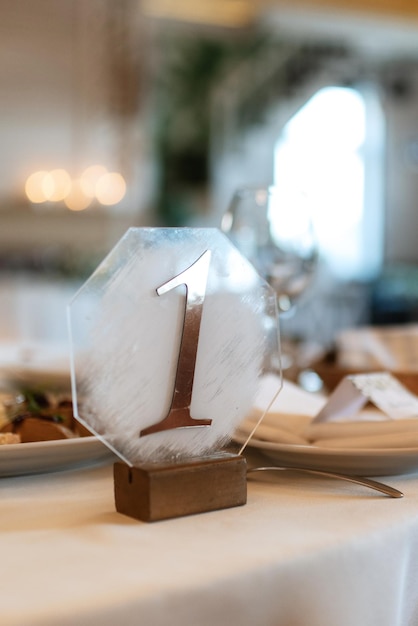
left=234, top=434, right=418, bottom=458
left=234, top=433, right=418, bottom=476
left=0, top=435, right=114, bottom=477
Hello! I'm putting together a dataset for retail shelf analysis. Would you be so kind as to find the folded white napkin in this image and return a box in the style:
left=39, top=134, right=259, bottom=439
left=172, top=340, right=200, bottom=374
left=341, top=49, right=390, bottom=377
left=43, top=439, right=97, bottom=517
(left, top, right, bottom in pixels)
left=236, top=377, right=418, bottom=449
left=236, top=377, right=322, bottom=446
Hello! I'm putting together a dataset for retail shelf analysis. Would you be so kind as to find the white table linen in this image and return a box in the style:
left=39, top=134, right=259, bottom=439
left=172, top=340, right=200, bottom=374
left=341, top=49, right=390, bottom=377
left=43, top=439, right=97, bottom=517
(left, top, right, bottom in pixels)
left=2, top=455, right=418, bottom=626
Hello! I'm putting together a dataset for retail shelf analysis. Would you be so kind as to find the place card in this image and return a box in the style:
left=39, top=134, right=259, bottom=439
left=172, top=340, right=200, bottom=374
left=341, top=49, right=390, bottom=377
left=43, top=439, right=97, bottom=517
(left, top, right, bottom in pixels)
left=313, top=372, right=418, bottom=424
left=68, top=227, right=281, bottom=520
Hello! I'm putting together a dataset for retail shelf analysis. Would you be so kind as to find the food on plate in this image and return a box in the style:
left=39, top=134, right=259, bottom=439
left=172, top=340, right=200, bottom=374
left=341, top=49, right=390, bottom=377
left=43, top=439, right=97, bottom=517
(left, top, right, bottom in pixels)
left=0, top=388, right=90, bottom=444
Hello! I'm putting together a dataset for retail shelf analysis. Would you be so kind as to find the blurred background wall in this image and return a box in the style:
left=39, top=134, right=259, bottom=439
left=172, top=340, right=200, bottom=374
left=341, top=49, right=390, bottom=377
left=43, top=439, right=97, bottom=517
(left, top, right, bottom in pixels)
left=1, top=0, right=418, bottom=346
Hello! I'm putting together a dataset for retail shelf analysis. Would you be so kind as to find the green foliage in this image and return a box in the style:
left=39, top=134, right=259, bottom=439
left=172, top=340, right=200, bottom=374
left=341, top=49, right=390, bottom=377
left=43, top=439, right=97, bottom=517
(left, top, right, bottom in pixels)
left=152, top=30, right=269, bottom=224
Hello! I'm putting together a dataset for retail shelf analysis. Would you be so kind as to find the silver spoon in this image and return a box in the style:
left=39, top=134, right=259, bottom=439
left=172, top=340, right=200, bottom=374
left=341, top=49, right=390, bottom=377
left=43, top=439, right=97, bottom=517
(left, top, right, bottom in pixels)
left=247, top=465, right=404, bottom=498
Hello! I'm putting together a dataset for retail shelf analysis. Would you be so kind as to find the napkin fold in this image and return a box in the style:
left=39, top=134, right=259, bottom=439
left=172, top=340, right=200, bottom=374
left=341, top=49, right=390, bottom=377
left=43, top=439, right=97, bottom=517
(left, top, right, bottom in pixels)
left=236, top=378, right=418, bottom=450
left=312, top=430, right=418, bottom=449
left=237, top=417, right=309, bottom=445
left=306, top=418, right=418, bottom=449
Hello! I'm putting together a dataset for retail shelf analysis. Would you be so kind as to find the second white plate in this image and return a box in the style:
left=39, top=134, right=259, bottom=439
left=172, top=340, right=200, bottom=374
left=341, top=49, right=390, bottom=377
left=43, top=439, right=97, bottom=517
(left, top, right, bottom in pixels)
left=235, top=434, right=418, bottom=476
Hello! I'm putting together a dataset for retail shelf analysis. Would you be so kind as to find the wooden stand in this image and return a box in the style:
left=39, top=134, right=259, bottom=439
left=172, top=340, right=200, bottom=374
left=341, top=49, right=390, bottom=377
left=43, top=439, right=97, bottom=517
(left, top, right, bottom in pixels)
left=114, top=452, right=247, bottom=522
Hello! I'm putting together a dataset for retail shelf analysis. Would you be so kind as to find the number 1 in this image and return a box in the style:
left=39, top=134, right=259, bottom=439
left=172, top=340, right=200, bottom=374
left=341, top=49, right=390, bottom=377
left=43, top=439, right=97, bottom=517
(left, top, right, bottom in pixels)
left=140, top=250, right=213, bottom=436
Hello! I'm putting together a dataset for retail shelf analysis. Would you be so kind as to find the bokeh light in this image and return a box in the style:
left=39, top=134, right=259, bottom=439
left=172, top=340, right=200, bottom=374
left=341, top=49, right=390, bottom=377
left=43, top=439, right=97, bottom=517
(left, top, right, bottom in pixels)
left=25, top=170, right=50, bottom=203
left=47, top=169, right=72, bottom=201
left=95, top=172, right=126, bottom=205
left=25, top=165, right=126, bottom=209
left=80, top=165, right=109, bottom=198
left=64, top=179, right=92, bottom=211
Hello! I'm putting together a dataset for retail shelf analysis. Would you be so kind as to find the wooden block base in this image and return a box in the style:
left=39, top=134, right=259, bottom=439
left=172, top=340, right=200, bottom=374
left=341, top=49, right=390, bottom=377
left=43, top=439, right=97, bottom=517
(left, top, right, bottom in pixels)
left=114, top=452, right=247, bottom=522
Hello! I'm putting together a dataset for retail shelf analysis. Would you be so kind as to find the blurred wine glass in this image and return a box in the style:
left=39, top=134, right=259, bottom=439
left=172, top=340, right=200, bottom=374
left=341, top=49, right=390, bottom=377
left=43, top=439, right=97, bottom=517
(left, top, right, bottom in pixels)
left=221, top=185, right=318, bottom=369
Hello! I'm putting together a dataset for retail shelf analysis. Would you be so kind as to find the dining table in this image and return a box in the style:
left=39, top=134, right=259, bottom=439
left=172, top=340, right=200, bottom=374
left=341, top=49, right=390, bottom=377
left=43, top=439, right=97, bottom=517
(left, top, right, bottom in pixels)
left=3, top=443, right=418, bottom=626
left=2, top=239, right=418, bottom=625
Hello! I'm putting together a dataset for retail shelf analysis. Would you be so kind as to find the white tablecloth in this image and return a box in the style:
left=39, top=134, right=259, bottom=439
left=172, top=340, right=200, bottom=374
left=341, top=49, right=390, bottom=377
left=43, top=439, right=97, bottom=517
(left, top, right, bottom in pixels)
left=2, top=453, right=418, bottom=626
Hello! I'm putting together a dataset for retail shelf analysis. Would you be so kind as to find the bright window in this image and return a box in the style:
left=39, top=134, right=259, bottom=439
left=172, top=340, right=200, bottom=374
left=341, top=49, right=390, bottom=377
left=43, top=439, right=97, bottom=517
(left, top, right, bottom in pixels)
left=274, top=86, right=384, bottom=280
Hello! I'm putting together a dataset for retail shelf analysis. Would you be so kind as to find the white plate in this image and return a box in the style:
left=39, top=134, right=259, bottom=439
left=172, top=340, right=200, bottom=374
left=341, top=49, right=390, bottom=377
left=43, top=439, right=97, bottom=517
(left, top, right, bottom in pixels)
left=0, top=437, right=116, bottom=477
left=235, top=433, right=418, bottom=476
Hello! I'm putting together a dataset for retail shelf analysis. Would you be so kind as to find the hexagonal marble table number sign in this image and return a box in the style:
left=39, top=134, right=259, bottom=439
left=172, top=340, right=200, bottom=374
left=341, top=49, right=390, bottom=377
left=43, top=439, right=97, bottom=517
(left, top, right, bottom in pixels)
left=67, top=228, right=281, bottom=521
